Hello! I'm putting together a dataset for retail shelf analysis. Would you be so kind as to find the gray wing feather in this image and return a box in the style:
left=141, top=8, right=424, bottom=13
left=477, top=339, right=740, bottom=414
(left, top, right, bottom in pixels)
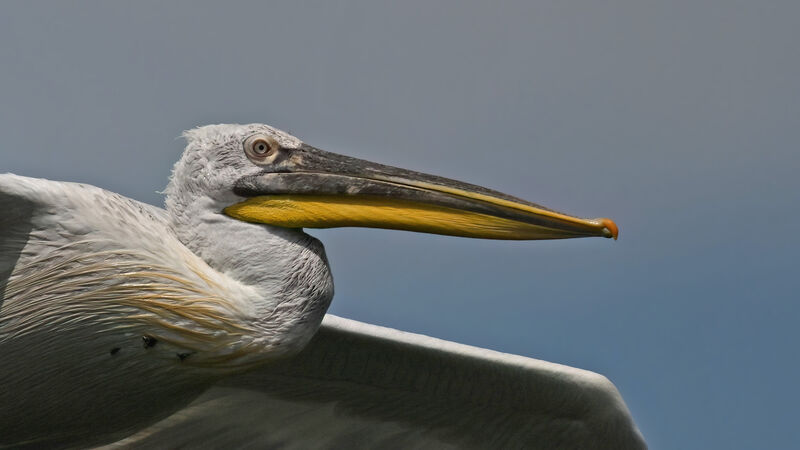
left=0, top=173, right=169, bottom=290
left=0, top=175, right=40, bottom=286
left=111, top=315, right=646, bottom=449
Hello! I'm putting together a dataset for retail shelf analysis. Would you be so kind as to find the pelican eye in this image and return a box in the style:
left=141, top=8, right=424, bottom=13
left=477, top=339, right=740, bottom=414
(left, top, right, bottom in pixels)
left=244, top=135, right=278, bottom=160
left=253, top=140, right=270, bottom=154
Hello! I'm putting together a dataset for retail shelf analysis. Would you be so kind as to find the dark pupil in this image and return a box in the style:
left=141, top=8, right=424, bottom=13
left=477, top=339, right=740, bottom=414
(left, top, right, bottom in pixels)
left=258, top=144, right=266, bottom=152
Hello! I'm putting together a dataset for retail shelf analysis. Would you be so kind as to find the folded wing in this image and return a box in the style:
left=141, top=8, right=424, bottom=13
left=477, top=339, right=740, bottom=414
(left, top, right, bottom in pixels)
left=112, top=315, right=646, bottom=449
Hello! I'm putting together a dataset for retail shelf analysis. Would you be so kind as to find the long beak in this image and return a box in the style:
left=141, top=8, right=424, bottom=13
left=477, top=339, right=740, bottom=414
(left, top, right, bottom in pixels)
left=224, top=144, right=618, bottom=240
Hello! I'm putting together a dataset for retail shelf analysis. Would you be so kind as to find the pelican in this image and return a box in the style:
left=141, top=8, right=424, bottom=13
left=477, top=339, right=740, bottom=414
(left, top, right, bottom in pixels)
left=0, top=124, right=645, bottom=449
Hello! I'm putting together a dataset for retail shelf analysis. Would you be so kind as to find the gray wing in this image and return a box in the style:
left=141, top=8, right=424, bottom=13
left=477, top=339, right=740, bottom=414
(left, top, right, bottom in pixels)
left=0, top=174, right=190, bottom=447
left=111, top=315, right=647, bottom=449
left=1, top=173, right=169, bottom=295
left=0, top=174, right=94, bottom=298
left=0, top=173, right=169, bottom=260
left=0, top=176, right=38, bottom=287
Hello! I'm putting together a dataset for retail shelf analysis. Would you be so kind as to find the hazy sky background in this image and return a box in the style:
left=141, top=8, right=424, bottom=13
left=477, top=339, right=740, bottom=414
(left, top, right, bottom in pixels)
left=1, top=2, right=798, bottom=448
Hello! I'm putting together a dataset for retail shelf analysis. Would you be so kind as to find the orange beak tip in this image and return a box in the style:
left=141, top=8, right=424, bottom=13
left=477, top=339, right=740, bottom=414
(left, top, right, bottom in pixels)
left=600, top=218, right=619, bottom=240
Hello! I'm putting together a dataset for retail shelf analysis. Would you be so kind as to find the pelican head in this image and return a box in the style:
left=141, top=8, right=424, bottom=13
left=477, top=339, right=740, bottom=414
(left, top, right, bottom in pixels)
left=155, top=122, right=619, bottom=370
left=167, top=123, right=618, bottom=241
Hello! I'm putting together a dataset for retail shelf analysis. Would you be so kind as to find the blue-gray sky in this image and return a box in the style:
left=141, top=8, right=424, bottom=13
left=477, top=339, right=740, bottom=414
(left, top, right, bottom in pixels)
left=2, top=2, right=798, bottom=448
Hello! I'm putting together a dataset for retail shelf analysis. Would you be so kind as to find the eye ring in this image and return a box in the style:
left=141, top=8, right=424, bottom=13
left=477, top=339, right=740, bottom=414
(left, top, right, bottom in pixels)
left=244, top=134, right=279, bottom=160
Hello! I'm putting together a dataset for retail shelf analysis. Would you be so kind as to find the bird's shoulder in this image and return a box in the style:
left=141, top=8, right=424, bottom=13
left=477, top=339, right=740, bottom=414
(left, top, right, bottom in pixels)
left=0, top=173, right=169, bottom=229
left=0, top=173, right=176, bottom=277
